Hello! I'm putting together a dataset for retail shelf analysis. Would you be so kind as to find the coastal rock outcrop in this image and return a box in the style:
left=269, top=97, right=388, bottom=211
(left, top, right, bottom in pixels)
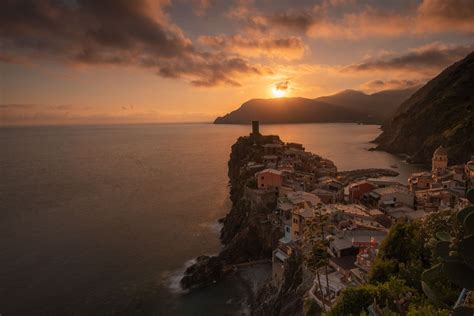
left=180, top=256, right=223, bottom=290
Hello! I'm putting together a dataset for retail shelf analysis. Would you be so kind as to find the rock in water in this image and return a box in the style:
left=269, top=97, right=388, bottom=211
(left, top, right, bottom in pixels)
left=180, top=256, right=224, bottom=290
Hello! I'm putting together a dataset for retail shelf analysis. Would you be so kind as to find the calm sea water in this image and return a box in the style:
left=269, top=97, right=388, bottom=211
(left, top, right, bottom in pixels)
left=0, top=123, right=424, bottom=315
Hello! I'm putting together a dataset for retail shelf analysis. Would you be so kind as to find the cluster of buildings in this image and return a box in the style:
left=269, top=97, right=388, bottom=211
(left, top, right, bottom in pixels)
left=243, top=122, right=474, bottom=311
left=409, top=146, right=474, bottom=212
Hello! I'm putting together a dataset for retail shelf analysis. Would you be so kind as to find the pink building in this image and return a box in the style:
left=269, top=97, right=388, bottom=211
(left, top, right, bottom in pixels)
left=256, top=169, right=283, bottom=189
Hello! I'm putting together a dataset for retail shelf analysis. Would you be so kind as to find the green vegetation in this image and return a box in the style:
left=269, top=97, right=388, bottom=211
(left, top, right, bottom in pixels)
left=304, top=297, right=322, bottom=316
left=329, top=197, right=474, bottom=315
left=421, top=189, right=474, bottom=315
left=329, top=278, right=420, bottom=316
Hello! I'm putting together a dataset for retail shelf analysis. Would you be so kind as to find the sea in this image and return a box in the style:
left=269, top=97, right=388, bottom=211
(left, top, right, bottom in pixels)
left=0, top=123, right=425, bottom=315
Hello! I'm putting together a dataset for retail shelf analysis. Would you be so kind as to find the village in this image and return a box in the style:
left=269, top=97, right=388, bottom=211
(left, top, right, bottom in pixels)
left=241, top=122, right=474, bottom=312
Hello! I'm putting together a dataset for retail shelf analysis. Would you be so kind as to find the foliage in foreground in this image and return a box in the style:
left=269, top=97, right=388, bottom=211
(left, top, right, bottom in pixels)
left=330, top=208, right=467, bottom=315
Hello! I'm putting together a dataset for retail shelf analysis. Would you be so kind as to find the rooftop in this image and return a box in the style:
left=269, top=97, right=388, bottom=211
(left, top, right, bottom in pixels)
left=257, top=168, right=283, bottom=176
left=328, top=204, right=371, bottom=218
left=287, top=191, right=321, bottom=207
left=348, top=180, right=374, bottom=188
left=434, top=145, right=448, bottom=156
left=263, top=143, right=283, bottom=148
left=373, top=186, right=409, bottom=196
left=330, top=255, right=357, bottom=271
left=294, top=207, right=314, bottom=219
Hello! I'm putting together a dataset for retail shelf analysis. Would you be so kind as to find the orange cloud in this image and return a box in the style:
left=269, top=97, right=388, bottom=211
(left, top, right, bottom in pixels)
left=199, top=34, right=305, bottom=59
left=342, top=43, right=474, bottom=76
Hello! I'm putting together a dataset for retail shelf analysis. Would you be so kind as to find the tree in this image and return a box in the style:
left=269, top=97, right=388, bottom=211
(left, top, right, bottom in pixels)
left=305, top=240, right=329, bottom=312
left=369, top=222, right=425, bottom=290
left=330, top=278, right=420, bottom=316
left=303, top=203, right=333, bottom=309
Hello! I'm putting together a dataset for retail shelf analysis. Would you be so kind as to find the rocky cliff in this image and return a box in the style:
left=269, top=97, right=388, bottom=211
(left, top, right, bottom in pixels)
left=375, top=52, right=474, bottom=164
left=253, top=251, right=306, bottom=316
left=181, top=134, right=283, bottom=290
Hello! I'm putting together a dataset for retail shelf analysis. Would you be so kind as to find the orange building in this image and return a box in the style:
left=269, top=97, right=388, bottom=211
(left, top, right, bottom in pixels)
left=256, top=169, right=283, bottom=189
left=348, top=180, right=376, bottom=203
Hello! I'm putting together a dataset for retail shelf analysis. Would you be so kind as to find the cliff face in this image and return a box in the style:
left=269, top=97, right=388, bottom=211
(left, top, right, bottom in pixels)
left=375, top=52, right=474, bottom=164
left=253, top=252, right=306, bottom=316
left=181, top=134, right=283, bottom=289
left=220, top=134, right=283, bottom=263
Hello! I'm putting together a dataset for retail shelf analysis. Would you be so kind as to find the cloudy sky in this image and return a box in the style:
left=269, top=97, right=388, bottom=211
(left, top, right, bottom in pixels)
left=1, top=0, right=473, bottom=125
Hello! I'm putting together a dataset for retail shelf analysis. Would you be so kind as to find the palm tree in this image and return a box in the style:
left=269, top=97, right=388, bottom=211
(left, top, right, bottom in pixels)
left=303, top=204, right=333, bottom=307
left=305, top=242, right=327, bottom=312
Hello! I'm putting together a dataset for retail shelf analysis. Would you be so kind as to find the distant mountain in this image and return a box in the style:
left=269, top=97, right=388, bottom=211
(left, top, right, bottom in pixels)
left=214, top=98, right=370, bottom=124
left=375, top=52, right=474, bottom=164
left=214, top=88, right=417, bottom=125
left=315, top=87, right=418, bottom=120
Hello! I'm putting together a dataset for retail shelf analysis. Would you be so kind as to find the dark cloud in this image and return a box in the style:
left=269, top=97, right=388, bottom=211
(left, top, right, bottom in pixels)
left=275, top=80, right=290, bottom=91
left=191, top=0, right=213, bottom=16
left=199, top=34, right=305, bottom=59
left=418, top=0, right=474, bottom=32
left=343, top=43, right=474, bottom=74
left=228, top=0, right=474, bottom=39
left=266, top=12, right=314, bottom=32
left=361, top=79, right=424, bottom=91
left=0, top=0, right=263, bottom=86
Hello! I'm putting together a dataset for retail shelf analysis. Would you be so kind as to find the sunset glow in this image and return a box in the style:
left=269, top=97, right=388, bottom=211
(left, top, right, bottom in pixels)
left=1, top=0, right=473, bottom=125
left=272, top=87, right=286, bottom=98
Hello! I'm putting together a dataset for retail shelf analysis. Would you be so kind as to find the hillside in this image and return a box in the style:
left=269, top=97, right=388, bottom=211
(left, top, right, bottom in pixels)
left=214, top=98, right=368, bottom=124
left=375, top=52, right=474, bottom=164
left=315, top=87, right=417, bottom=120
left=214, top=88, right=416, bottom=125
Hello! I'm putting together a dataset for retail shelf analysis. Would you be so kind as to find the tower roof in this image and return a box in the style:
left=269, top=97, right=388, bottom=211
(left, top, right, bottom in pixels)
left=433, top=145, right=448, bottom=156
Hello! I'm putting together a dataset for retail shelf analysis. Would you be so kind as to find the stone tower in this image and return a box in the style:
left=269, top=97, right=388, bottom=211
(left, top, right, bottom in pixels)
left=251, top=121, right=260, bottom=136
left=432, top=145, right=448, bottom=175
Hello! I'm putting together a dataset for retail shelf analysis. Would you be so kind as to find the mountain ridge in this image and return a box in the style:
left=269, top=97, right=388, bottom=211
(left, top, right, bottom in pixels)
left=214, top=87, right=417, bottom=125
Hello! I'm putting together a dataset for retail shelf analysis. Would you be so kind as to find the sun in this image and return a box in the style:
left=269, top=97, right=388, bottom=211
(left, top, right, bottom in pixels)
left=272, top=87, right=286, bottom=98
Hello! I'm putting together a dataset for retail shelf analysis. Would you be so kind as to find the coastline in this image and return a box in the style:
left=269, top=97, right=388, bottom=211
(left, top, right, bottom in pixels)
left=177, top=128, right=402, bottom=313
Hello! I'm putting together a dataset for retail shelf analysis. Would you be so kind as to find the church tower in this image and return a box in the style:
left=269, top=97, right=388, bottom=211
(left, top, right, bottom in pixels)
left=432, top=145, right=448, bottom=175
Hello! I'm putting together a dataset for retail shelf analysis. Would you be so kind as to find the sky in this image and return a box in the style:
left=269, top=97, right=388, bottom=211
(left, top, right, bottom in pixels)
left=0, top=0, right=473, bottom=125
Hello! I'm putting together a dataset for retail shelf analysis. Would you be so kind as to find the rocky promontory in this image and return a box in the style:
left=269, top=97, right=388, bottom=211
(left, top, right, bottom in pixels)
left=180, top=133, right=284, bottom=290
left=180, top=132, right=400, bottom=294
